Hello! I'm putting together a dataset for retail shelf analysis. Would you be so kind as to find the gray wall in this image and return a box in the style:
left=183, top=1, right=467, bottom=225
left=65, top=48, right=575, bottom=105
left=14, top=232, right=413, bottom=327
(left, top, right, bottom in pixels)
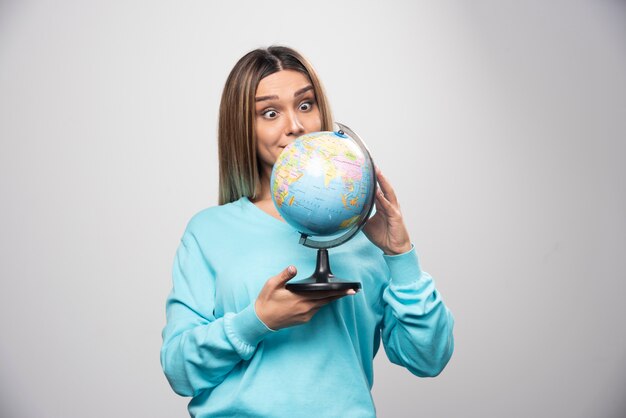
left=1, top=1, right=624, bottom=417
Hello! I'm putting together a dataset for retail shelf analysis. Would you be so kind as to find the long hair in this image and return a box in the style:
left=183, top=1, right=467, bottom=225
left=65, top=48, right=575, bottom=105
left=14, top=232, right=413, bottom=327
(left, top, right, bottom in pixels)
left=218, top=46, right=333, bottom=205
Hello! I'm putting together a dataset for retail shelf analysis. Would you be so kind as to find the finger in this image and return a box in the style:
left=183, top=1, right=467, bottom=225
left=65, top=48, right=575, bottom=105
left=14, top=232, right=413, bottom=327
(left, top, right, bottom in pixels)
left=313, top=293, right=355, bottom=307
left=375, top=186, right=393, bottom=214
left=272, top=265, right=298, bottom=287
left=376, top=167, right=399, bottom=206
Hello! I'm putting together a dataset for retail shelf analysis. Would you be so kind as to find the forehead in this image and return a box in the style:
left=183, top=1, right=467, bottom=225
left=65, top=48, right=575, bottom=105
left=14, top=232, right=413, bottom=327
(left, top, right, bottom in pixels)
left=256, top=70, right=312, bottom=97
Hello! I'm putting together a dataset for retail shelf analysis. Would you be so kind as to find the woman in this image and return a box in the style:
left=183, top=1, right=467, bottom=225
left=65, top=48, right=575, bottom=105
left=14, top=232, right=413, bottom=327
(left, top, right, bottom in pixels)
left=161, top=46, right=454, bottom=417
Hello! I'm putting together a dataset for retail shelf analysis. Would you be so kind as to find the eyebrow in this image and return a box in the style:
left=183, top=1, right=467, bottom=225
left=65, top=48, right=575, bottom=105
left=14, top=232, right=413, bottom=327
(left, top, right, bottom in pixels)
left=255, top=85, right=314, bottom=102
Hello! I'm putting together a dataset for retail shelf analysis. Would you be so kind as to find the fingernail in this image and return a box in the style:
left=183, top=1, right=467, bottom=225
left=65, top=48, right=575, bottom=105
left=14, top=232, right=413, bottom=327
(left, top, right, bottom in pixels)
left=288, top=266, right=295, bottom=274
left=348, top=289, right=356, bottom=295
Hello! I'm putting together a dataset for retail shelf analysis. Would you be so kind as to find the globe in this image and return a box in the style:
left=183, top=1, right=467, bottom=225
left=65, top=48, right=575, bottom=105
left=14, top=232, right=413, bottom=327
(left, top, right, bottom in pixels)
left=270, top=128, right=375, bottom=239
left=270, top=123, right=376, bottom=291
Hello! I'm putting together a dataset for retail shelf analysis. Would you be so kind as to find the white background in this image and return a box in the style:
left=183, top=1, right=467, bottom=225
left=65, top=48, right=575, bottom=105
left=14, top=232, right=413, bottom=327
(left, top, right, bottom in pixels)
left=1, top=1, right=625, bottom=417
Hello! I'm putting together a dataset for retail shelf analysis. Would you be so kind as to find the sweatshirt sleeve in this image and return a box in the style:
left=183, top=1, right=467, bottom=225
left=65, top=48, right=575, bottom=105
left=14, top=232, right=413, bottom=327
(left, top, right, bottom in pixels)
left=160, top=231, right=275, bottom=397
left=381, top=246, right=455, bottom=377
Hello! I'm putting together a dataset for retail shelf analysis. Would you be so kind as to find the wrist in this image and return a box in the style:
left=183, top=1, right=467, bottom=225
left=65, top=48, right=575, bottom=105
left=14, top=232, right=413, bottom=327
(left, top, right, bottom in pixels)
left=254, top=300, right=274, bottom=330
left=383, top=242, right=412, bottom=256
left=225, top=304, right=276, bottom=352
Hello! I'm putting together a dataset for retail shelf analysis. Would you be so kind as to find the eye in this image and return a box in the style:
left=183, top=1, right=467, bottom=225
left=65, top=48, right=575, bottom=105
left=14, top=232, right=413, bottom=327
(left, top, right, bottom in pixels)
left=299, top=101, right=314, bottom=112
left=262, top=109, right=278, bottom=119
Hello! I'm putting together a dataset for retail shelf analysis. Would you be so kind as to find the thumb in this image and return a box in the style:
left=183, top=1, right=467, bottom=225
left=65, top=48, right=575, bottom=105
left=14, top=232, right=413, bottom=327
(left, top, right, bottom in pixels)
left=273, top=265, right=297, bottom=287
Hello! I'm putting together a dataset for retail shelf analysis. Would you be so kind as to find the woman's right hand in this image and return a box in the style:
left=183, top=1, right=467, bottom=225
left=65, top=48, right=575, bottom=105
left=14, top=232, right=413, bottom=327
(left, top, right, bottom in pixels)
left=254, top=266, right=356, bottom=330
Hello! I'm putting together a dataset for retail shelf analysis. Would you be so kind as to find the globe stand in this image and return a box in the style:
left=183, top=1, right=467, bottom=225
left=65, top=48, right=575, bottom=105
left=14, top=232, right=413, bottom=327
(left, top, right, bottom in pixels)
left=285, top=248, right=361, bottom=292
left=278, top=122, right=376, bottom=293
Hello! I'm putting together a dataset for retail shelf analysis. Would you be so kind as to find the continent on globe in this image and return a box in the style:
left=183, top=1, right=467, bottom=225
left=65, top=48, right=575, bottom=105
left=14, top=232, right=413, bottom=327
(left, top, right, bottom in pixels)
left=270, top=131, right=374, bottom=237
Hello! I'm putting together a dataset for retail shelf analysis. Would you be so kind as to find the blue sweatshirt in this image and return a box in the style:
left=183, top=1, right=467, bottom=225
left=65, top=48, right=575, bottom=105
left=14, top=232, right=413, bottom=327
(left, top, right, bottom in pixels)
left=161, top=197, right=454, bottom=417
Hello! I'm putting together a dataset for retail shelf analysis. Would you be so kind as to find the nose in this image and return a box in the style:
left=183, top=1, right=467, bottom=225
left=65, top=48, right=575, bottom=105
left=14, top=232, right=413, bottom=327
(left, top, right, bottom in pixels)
left=285, top=110, right=305, bottom=137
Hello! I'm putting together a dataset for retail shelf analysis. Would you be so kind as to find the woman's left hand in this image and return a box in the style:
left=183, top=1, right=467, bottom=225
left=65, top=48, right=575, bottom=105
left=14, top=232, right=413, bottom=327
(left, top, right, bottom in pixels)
left=362, top=167, right=413, bottom=255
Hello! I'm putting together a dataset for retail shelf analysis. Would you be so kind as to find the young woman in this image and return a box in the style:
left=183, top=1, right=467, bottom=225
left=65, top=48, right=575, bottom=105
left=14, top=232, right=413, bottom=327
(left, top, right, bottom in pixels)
left=161, top=46, right=454, bottom=417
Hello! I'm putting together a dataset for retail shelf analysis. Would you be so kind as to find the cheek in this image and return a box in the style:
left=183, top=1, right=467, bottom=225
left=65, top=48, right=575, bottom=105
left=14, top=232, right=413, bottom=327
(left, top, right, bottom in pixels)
left=255, top=121, right=278, bottom=145
left=304, top=109, right=322, bottom=131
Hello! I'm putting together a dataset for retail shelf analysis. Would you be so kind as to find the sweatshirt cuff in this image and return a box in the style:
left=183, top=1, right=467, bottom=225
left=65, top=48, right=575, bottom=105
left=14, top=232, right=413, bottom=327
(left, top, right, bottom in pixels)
left=225, top=303, right=276, bottom=350
left=382, top=244, right=423, bottom=286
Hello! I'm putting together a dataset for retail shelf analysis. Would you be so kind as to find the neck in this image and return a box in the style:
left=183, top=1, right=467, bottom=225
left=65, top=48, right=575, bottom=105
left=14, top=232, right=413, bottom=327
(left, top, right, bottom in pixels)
left=251, top=174, right=283, bottom=221
left=251, top=172, right=284, bottom=221
left=252, top=171, right=272, bottom=203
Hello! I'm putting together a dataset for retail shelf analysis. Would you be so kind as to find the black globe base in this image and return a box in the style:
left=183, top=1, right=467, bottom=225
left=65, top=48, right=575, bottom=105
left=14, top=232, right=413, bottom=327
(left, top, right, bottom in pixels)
left=285, top=279, right=361, bottom=292
left=285, top=248, right=361, bottom=292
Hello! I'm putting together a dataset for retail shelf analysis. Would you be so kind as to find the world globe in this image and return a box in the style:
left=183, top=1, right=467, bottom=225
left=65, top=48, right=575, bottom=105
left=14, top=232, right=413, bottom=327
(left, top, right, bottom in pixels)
left=270, top=123, right=376, bottom=291
left=270, top=128, right=375, bottom=238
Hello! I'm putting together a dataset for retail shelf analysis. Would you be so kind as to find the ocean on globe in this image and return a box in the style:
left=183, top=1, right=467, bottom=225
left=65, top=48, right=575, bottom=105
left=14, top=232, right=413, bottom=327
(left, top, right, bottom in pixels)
left=270, top=130, right=374, bottom=237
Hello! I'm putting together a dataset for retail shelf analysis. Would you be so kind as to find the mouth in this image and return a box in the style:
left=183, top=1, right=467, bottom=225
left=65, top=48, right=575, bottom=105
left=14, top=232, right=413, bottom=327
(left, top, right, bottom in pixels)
left=278, top=141, right=294, bottom=150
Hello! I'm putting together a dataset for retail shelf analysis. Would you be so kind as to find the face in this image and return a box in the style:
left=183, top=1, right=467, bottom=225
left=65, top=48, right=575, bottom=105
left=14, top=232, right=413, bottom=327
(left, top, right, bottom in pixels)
left=254, top=69, right=322, bottom=179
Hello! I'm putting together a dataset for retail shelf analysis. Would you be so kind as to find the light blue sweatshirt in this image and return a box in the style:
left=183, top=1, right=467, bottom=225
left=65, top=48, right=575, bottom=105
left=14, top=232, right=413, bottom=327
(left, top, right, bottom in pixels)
left=161, top=197, right=454, bottom=417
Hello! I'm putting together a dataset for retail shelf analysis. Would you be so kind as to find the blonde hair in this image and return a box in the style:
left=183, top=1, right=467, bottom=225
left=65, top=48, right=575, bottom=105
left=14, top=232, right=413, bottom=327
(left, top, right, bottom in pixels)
left=218, top=46, right=333, bottom=205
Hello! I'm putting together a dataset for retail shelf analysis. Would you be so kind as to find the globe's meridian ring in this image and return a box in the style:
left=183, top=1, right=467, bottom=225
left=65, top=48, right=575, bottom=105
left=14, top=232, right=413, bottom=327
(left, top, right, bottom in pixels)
left=298, top=122, right=377, bottom=250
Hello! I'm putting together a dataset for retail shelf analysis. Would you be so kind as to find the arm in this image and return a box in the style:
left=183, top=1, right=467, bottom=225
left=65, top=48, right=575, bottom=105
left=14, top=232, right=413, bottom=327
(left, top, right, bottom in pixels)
left=381, top=247, right=455, bottom=377
left=363, top=168, right=454, bottom=376
left=160, top=231, right=274, bottom=397
left=160, top=230, right=353, bottom=397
